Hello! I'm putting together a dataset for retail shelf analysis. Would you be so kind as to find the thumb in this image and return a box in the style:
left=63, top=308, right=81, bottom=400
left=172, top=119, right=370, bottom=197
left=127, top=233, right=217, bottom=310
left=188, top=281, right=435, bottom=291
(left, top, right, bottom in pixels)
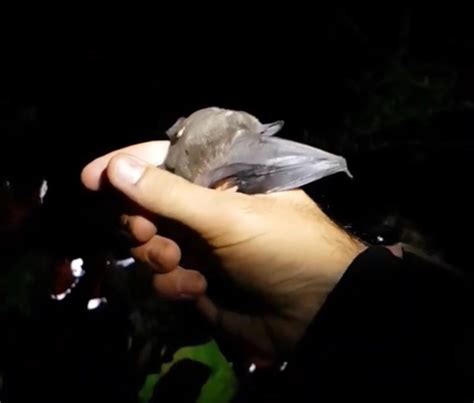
left=106, top=153, right=235, bottom=235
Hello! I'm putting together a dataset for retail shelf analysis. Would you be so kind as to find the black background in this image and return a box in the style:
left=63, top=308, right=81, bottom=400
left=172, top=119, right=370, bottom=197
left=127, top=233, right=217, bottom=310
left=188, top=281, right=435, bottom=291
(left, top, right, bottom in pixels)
left=4, top=6, right=472, bottom=268
left=1, top=6, right=474, bottom=401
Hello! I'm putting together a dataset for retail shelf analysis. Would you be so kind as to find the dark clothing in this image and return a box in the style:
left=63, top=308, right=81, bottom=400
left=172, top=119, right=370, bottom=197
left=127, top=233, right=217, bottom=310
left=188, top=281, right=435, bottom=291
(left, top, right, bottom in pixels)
left=284, top=246, right=474, bottom=402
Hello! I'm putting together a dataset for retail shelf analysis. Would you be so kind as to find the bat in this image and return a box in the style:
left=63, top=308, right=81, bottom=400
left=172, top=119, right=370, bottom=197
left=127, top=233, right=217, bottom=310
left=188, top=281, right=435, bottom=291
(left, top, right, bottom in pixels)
left=162, top=107, right=352, bottom=194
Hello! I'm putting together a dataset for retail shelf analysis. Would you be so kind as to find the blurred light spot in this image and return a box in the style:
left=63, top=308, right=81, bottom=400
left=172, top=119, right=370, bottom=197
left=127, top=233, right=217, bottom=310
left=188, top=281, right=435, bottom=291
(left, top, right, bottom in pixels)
left=249, top=363, right=256, bottom=373
left=39, top=179, right=48, bottom=204
left=280, top=361, right=288, bottom=371
left=177, top=127, right=185, bottom=138
left=87, top=297, right=107, bottom=310
left=71, top=258, right=85, bottom=278
left=55, top=292, right=67, bottom=301
left=376, top=235, right=384, bottom=243
left=115, top=257, right=135, bottom=269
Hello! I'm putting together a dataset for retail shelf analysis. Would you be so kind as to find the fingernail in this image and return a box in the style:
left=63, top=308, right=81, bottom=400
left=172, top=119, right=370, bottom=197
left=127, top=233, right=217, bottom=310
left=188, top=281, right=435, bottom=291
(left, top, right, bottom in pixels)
left=179, top=294, right=196, bottom=300
left=114, top=155, right=146, bottom=185
left=120, top=214, right=130, bottom=228
left=179, top=273, right=207, bottom=295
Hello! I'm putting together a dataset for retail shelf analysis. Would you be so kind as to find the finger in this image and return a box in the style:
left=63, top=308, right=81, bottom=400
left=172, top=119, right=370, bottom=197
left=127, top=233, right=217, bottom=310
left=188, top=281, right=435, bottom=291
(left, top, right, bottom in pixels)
left=131, top=235, right=181, bottom=273
left=121, top=214, right=157, bottom=244
left=153, top=267, right=207, bottom=300
left=81, top=141, right=170, bottom=191
left=195, top=295, right=275, bottom=356
left=105, top=153, right=242, bottom=236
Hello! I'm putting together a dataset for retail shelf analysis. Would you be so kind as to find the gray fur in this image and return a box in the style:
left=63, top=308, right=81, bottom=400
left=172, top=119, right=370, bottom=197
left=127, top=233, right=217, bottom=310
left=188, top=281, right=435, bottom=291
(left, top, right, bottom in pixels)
left=163, top=107, right=352, bottom=194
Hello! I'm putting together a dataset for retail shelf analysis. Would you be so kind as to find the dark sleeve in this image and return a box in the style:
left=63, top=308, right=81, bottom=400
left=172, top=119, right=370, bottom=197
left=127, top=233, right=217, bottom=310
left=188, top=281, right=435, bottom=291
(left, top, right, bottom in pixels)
left=284, top=246, right=474, bottom=402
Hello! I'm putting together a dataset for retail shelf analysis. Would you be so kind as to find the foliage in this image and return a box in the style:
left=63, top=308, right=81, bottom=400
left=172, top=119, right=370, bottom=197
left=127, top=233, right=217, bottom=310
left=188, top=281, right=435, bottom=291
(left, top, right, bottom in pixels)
left=0, top=250, right=54, bottom=318
left=331, top=8, right=474, bottom=152
left=344, top=60, right=460, bottom=135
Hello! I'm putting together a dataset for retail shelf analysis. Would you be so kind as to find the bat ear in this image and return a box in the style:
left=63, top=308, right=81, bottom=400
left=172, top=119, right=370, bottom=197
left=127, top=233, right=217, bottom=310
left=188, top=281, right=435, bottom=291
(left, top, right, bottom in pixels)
left=166, top=117, right=186, bottom=140
left=260, top=120, right=284, bottom=136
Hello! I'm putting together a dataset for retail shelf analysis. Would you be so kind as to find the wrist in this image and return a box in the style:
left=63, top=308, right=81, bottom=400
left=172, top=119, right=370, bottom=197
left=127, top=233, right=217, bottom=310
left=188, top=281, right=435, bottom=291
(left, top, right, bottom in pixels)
left=312, top=210, right=368, bottom=294
left=297, top=215, right=367, bottom=326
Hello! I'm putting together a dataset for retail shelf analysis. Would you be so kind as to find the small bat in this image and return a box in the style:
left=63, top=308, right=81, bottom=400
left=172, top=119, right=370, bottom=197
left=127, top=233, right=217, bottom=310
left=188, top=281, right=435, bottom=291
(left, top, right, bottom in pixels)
left=162, top=107, right=352, bottom=194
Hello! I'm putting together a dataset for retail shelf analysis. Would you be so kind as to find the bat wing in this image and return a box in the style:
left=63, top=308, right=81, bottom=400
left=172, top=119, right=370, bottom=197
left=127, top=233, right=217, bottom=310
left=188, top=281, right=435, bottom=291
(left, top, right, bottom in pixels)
left=198, top=134, right=353, bottom=194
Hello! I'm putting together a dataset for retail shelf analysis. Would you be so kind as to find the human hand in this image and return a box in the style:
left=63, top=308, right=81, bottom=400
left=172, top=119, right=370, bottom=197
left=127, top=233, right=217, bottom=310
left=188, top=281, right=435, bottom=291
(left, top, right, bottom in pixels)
left=81, top=141, right=366, bottom=356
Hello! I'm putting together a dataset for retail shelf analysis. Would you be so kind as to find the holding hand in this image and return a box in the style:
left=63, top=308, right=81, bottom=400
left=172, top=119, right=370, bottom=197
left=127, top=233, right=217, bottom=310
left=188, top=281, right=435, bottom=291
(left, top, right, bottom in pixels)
left=81, top=141, right=365, bottom=356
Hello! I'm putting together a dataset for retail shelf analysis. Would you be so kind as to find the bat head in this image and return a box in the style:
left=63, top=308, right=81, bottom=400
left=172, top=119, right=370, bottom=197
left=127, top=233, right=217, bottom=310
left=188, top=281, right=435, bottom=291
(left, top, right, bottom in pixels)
left=165, top=107, right=284, bottom=144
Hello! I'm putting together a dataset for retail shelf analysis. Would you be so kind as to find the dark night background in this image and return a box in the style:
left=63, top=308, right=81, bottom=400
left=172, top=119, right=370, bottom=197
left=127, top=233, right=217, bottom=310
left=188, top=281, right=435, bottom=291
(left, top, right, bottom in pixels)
left=1, top=6, right=474, bottom=401
left=3, top=6, right=474, bottom=269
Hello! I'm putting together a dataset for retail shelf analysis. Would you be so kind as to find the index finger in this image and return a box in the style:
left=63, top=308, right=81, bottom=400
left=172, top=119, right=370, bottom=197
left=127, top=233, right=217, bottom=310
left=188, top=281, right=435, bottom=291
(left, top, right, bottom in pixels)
left=81, top=141, right=170, bottom=191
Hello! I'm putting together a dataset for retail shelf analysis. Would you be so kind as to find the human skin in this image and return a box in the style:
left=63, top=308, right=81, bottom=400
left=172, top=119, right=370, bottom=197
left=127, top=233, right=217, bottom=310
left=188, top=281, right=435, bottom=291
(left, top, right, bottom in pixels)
left=81, top=141, right=366, bottom=356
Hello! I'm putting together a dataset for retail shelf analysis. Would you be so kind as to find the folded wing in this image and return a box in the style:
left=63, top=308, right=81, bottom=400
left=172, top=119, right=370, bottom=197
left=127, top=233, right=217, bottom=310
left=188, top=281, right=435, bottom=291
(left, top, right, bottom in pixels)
left=197, top=134, right=353, bottom=194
